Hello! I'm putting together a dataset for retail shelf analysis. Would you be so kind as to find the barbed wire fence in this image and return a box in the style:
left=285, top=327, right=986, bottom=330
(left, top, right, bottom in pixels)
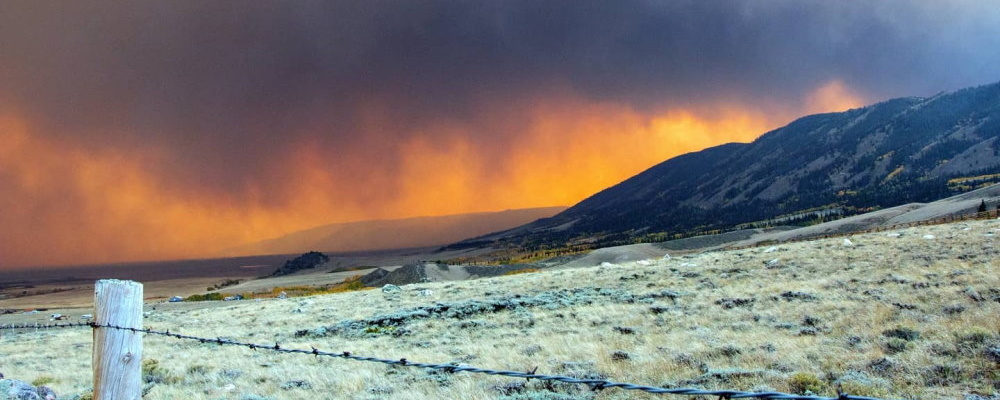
left=0, top=318, right=892, bottom=400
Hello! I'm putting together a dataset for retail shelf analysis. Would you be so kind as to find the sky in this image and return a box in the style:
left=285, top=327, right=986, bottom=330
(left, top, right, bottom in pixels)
left=1, top=1, right=999, bottom=269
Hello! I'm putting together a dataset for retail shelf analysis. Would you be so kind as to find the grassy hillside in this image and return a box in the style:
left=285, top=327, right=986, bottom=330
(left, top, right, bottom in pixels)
left=1, top=220, right=997, bottom=399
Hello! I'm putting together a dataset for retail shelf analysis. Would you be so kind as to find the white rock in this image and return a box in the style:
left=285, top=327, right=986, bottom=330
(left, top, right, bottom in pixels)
left=765, top=258, right=780, bottom=267
left=842, top=238, right=854, bottom=246
left=922, top=234, right=936, bottom=240
left=637, top=260, right=652, bottom=266
left=662, top=253, right=671, bottom=260
left=763, top=246, right=778, bottom=253
left=600, top=262, right=616, bottom=267
left=886, top=232, right=901, bottom=238
left=381, top=284, right=402, bottom=293
left=680, top=262, right=698, bottom=267
left=418, top=289, right=433, bottom=296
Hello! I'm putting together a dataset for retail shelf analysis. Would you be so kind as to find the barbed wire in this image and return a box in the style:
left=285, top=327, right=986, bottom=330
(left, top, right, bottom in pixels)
left=72, top=323, right=883, bottom=400
left=0, top=321, right=93, bottom=332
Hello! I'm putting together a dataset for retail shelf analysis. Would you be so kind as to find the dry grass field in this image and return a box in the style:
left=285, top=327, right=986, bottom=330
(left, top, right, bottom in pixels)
left=1, top=220, right=998, bottom=399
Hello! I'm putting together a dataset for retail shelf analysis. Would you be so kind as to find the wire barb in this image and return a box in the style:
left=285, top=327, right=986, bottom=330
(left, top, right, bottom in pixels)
left=525, top=366, right=538, bottom=382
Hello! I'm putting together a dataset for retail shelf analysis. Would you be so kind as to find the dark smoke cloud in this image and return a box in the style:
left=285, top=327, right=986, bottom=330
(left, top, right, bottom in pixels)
left=3, top=1, right=997, bottom=162
left=1, top=0, right=999, bottom=267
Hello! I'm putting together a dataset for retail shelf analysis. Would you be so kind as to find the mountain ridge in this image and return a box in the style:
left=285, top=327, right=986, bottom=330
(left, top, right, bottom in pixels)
left=451, top=80, right=1000, bottom=251
left=226, top=206, right=566, bottom=256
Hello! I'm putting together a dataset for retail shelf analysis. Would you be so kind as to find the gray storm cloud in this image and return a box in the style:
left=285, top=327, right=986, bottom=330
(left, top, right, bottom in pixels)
left=3, top=2, right=998, bottom=161
left=1, top=0, right=999, bottom=267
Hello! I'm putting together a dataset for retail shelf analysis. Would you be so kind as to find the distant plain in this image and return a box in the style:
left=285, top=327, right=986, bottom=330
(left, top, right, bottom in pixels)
left=0, top=247, right=484, bottom=313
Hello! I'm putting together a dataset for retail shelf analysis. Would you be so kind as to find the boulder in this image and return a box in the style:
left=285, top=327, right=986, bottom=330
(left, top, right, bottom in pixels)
left=35, top=388, right=55, bottom=400
left=0, top=379, right=57, bottom=400
left=381, top=284, right=401, bottom=294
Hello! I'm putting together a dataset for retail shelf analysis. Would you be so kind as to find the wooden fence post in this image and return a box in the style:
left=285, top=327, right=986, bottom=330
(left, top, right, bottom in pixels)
left=93, top=279, right=144, bottom=400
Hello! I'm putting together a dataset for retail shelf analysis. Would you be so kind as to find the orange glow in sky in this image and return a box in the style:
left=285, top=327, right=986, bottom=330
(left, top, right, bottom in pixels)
left=0, top=81, right=866, bottom=268
left=804, top=80, right=866, bottom=114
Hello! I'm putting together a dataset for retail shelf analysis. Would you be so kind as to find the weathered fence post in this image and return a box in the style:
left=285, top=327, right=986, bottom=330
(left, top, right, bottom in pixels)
left=93, top=279, right=144, bottom=400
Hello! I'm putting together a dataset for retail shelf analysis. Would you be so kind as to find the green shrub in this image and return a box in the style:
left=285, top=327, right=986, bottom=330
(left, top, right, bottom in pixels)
left=142, top=359, right=180, bottom=384
left=884, top=338, right=910, bottom=354
left=955, top=327, right=993, bottom=347
left=923, top=364, right=963, bottom=386
left=838, top=379, right=891, bottom=398
left=186, top=364, right=211, bottom=375
left=882, top=327, right=920, bottom=341
left=834, top=371, right=891, bottom=398
left=184, top=292, right=224, bottom=302
left=31, top=376, right=56, bottom=387
left=787, top=372, right=827, bottom=395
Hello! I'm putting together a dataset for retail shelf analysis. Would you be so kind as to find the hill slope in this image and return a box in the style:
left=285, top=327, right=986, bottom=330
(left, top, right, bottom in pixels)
left=226, top=207, right=565, bottom=256
left=457, top=81, right=1000, bottom=250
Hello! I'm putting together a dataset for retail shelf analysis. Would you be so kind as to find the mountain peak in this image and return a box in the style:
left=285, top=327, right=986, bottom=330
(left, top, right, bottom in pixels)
left=465, top=80, right=1000, bottom=251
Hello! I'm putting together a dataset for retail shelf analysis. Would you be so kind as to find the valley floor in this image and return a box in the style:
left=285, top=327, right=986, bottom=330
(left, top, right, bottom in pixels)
left=1, top=219, right=998, bottom=399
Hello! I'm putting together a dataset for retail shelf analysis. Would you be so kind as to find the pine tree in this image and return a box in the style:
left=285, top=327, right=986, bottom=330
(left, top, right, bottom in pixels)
left=978, top=199, right=988, bottom=213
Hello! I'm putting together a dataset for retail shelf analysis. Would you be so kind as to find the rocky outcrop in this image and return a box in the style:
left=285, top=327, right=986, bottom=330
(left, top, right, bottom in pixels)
left=359, top=262, right=427, bottom=287
left=270, top=251, right=330, bottom=276
left=359, top=267, right=391, bottom=286
left=0, top=379, right=57, bottom=400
